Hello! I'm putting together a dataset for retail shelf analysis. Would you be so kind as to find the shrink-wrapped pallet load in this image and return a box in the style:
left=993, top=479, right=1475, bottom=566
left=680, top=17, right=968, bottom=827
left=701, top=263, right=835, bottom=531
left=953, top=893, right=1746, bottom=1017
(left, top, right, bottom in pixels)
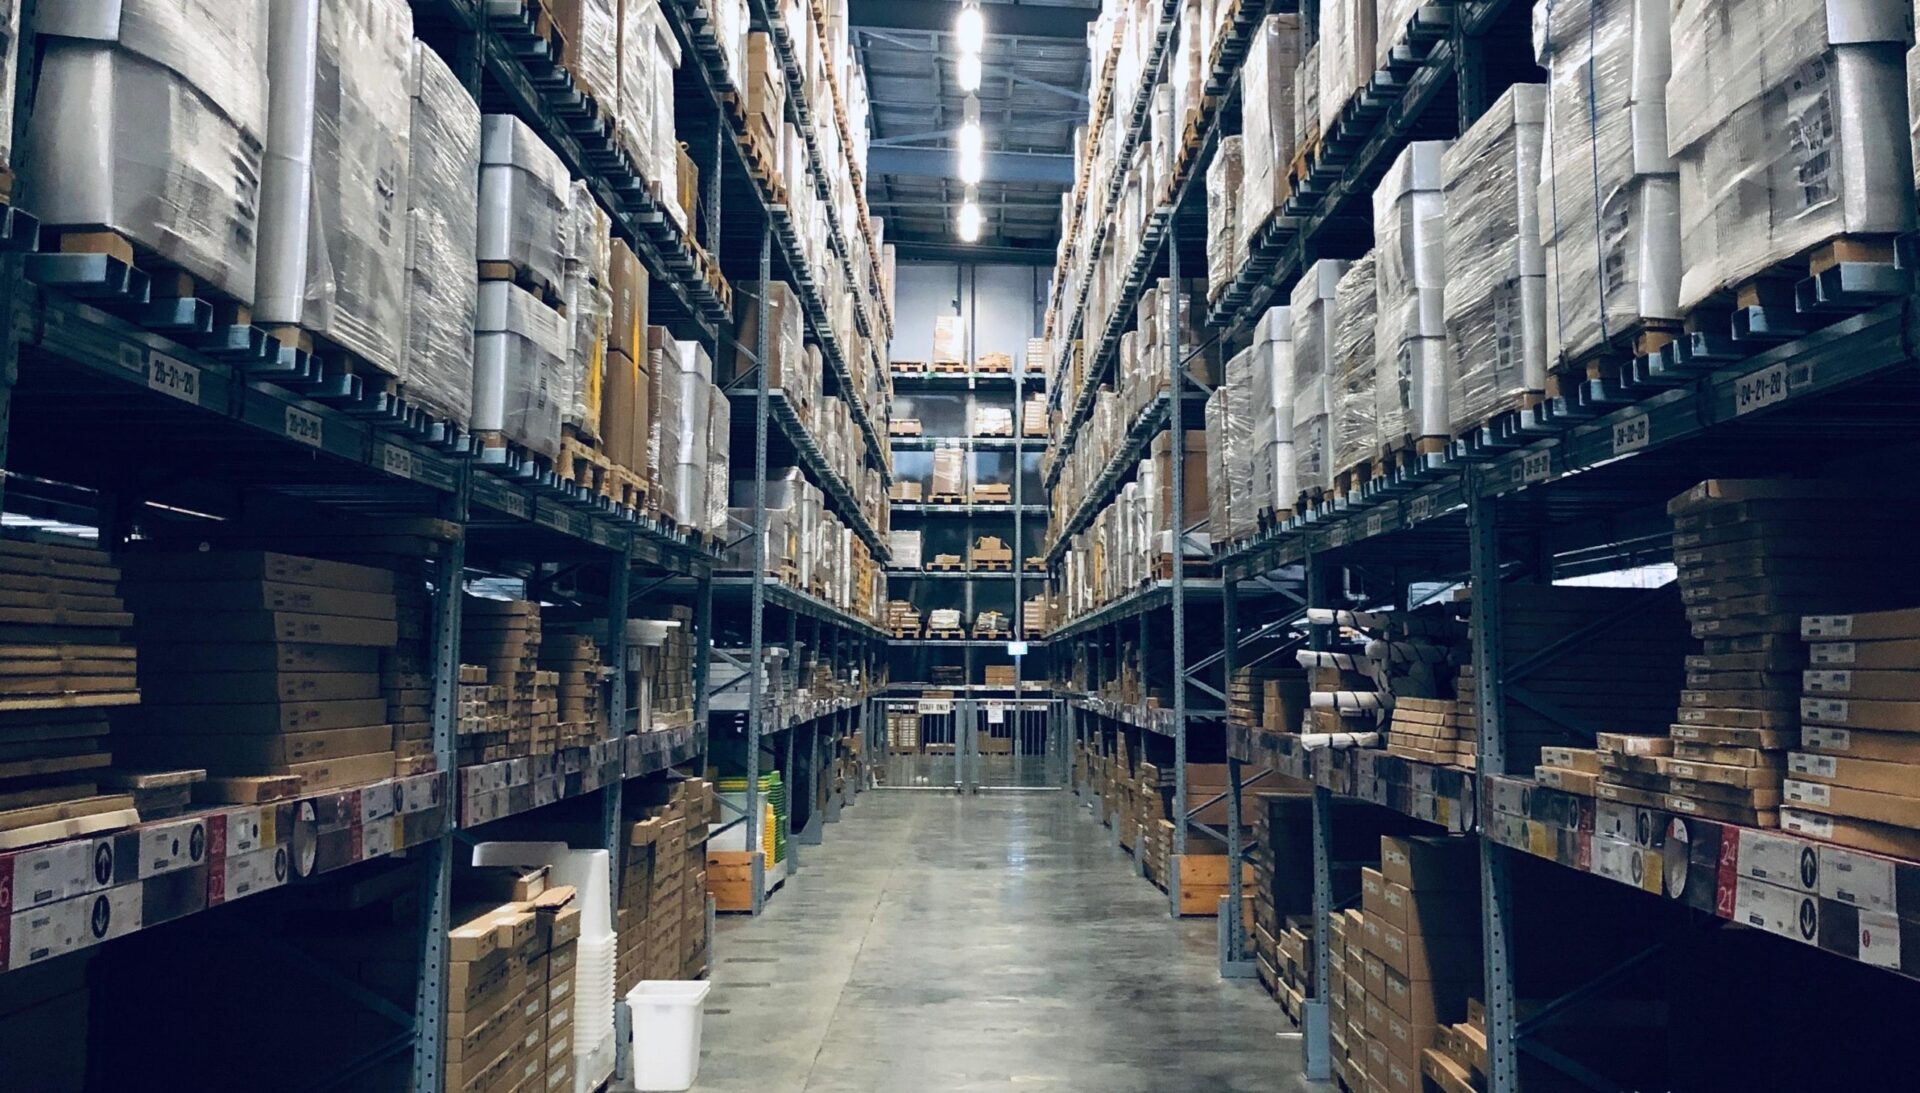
left=1535, top=0, right=1679, bottom=366
left=1317, top=0, right=1376, bottom=137
left=474, top=282, right=566, bottom=458
left=1331, top=253, right=1380, bottom=479
left=665, top=339, right=714, bottom=531
left=403, top=40, right=481, bottom=428
left=1241, top=14, right=1303, bottom=246
left=554, top=0, right=619, bottom=112
left=1666, top=0, right=1913, bottom=313
left=1221, top=349, right=1260, bottom=543
left=1289, top=260, right=1349, bottom=495
left=478, top=114, right=571, bottom=295
left=705, top=380, right=732, bottom=536
left=1372, top=141, right=1451, bottom=448
left=26, top=0, right=270, bottom=304
left=1442, top=84, right=1547, bottom=433
left=1252, top=306, right=1295, bottom=515
left=256, top=0, right=413, bottom=375
left=1296, top=42, right=1321, bottom=149
left=561, top=181, right=613, bottom=442
left=729, top=281, right=804, bottom=389
left=1206, top=136, right=1245, bottom=300
left=933, top=315, right=966, bottom=365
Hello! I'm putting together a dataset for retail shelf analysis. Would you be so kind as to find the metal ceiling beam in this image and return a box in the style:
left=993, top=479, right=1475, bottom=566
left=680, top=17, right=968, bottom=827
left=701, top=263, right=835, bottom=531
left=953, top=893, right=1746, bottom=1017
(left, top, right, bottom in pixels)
left=867, top=146, right=1074, bottom=185
left=889, top=237, right=1058, bottom=265
left=848, top=0, right=1096, bottom=41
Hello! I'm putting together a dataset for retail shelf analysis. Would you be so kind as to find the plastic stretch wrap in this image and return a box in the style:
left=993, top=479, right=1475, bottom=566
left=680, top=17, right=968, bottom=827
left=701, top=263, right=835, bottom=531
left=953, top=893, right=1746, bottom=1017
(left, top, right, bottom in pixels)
left=731, top=281, right=803, bottom=389
left=256, top=0, right=412, bottom=374
left=474, top=282, right=566, bottom=457
left=556, top=0, right=619, bottom=107
left=643, top=3, right=683, bottom=221
left=1373, top=141, right=1451, bottom=442
left=27, top=0, right=271, bottom=304
left=1666, top=0, right=1913, bottom=313
left=402, top=40, right=479, bottom=426
left=1913, top=42, right=1920, bottom=197
left=560, top=181, right=611, bottom=439
left=479, top=114, right=569, bottom=293
left=1254, top=306, right=1296, bottom=511
left=1206, top=136, right=1245, bottom=299
left=1332, top=252, right=1379, bottom=473
left=1318, top=0, right=1376, bottom=137
left=933, top=316, right=965, bottom=365
left=705, top=382, right=731, bottom=535
left=1535, top=0, right=1679, bottom=364
left=1289, top=260, right=1348, bottom=494
left=932, top=449, right=966, bottom=496
left=1205, top=391, right=1230, bottom=544
left=1222, top=348, right=1259, bottom=543
left=0, top=0, right=17, bottom=174
left=1241, top=14, right=1303, bottom=242
left=1442, top=84, right=1547, bottom=433
left=664, top=340, right=713, bottom=531
left=1297, top=42, right=1321, bottom=145
left=973, top=406, right=1014, bottom=436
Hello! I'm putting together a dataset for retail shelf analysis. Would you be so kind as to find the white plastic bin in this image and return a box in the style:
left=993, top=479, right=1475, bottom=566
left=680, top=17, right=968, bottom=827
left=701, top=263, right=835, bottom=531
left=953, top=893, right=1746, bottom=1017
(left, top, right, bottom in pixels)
left=626, top=979, right=713, bottom=1091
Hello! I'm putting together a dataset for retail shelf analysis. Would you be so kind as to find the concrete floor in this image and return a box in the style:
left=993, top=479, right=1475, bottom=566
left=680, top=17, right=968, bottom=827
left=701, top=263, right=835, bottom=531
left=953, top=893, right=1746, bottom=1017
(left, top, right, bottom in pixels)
left=690, top=790, right=1320, bottom=1092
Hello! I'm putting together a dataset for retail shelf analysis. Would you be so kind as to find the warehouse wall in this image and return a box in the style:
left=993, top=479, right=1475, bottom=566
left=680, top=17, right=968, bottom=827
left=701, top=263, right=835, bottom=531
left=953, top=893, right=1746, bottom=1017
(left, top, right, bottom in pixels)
left=890, top=262, right=1047, bottom=368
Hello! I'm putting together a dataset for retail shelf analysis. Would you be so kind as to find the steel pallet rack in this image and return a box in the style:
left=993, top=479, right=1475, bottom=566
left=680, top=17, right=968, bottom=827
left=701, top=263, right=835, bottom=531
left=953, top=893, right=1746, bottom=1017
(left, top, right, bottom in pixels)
left=0, top=4, right=734, bottom=1089
left=882, top=267, right=1055, bottom=792
left=1041, top=0, right=1278, bottom=928
left=657, top=0, right=895, bottom=914
left=1152, top=2, right=1920, bottom=1091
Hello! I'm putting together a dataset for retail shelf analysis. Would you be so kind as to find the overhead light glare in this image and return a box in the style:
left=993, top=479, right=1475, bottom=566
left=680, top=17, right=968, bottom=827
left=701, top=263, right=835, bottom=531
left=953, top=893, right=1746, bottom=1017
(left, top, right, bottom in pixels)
left=958, top=201, right=983, bottom=242
left=955, top=3, right=985, bottom=53
left=957, top=53, right=982, bottom=92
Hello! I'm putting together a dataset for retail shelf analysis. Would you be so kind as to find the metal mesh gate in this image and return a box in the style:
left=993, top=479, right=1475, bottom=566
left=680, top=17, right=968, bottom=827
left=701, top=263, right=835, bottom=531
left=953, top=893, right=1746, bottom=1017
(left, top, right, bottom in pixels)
left=875, top=696, right=1063, bottom=790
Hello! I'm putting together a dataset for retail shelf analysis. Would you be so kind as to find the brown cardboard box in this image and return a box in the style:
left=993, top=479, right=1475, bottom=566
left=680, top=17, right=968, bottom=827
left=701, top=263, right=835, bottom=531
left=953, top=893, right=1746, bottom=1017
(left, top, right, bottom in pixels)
left=1783, top=779, right=1920, bottom=828
left=1382, top=966, right=1475, bottom=1025
left=1151, top=430, right=1210, bottom=536
left=1378, top=920, right=1482, bottom=982
left=1379, top=836, right=1476, bottom=892
left=601, top=348, right=640, bottom=471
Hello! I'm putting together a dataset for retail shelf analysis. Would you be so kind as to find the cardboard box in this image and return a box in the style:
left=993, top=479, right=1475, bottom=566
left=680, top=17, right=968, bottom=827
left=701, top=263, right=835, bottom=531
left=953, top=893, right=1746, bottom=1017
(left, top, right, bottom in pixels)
left=120, top=551, right=395, bottom=593
left=1378, top=919, right=1482, bottom=982
left=1379, top=836, right=1476, bottom=892
left=1802, top=696, right=1920, bottom=733
left=1803, top=608, right=1920, bottom=642
left=601, top=348, right=641, bottom=471
left=1783, top=779, right=1920, bottom=829
left=608, top=238, right=646, bottom=360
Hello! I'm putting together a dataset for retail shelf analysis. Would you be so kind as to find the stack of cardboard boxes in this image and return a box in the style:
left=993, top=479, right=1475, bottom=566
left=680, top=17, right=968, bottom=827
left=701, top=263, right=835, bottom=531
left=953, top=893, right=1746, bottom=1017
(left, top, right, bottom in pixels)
left=444, top=883, right=582, bottom=1093
left=385, top=558, right=438, bottom=776
left=122, top=551, right=399, bottom=798
left=1349, top=836, right=1481, bottom=1093
left=462, top=599, right=544, bottom=759
left=539, top=634, right=606, bottom=748
left=1788, top=607, right=1920, bottom=859
left=618, top=778, right=714, bottom=993
left=635, top=604, right=696, bottom=730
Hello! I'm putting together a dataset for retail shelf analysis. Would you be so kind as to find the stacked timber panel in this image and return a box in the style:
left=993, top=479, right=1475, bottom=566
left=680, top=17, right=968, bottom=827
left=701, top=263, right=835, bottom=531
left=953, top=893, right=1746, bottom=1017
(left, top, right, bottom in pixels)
left=120, top=551, right=399, bottom=801
left=0, top=538, right=142, bottom=841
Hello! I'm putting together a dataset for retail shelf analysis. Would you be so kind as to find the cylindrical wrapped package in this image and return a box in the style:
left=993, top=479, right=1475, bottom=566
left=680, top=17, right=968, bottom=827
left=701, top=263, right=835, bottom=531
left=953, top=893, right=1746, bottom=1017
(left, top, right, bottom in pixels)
left=1255, top=305, right=1297, bottom=511
left=473, top=281, right=566, bottom=458
left=1289, top=260, right=1349, bottom=494
left=1535, top=0, right=1679, bottom=365
left=1442, top=83, right=1547, bottom=433
left=403, top=39, right=480, bottom=427
left=26, top=0, right=271, bottom=304
left=705, top=381, right=731, bottom=535
left=256, top=0, right=412, bottom=375
left=1373, top=141, right=1451, bottom=444
left=1666, top=0, right=1913, bottom=313
left=1332, top=252, right=1379, bottom=475
left=478, top=113, right=569, bottom=293
left=1206, top=136, right=1245, bottom=299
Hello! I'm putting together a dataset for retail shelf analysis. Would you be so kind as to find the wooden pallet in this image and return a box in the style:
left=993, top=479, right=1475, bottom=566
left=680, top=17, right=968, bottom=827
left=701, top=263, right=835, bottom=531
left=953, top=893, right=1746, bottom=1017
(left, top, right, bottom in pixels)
left=1545, top=317, right=1683, bottom=396
left=478, top=259, right=564, bottom=311
left=924, top=557, right=964, bottom=572
left=891, top=359, right=928, bottom=374
left=973, top=558, right=1012, bottom=572
left=972, top=487, right=1012, bottom=504
left=1151, top=555, right=1214, bottom=581
left=888, top=626, right=920, bottom=640
left=930, top=359, right=967, bottom=373
left=47, top=227, right=255, bottom=325
left=1287, top=130, right=1322, bottom=192
left=976, top=352, right=1013, bottom=374
left=927, top=628, right=966, bottom=640
left=1332, top=461, right=1371, bottom=500
left=927, top=492, right=965, bottom=505
left=974, top=630, right=1012, bottom=642
left=889, top=419, right=923, bottom=436
left=974, top=427, right=1014, bottom=438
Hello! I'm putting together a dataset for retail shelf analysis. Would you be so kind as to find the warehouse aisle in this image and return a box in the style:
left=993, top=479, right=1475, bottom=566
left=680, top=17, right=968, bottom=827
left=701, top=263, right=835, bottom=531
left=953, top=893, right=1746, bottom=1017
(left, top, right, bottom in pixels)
left=690, top=792, right=1316, bottom=1092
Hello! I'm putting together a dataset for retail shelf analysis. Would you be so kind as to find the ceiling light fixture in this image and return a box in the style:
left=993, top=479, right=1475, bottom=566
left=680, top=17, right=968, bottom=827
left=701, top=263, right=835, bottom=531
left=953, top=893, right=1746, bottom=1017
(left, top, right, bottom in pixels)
left=956, top=52, right=981, bottom=92
left=958, top=200, right=982, bottom=242
left=955, top=2, right=985, bottom=54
